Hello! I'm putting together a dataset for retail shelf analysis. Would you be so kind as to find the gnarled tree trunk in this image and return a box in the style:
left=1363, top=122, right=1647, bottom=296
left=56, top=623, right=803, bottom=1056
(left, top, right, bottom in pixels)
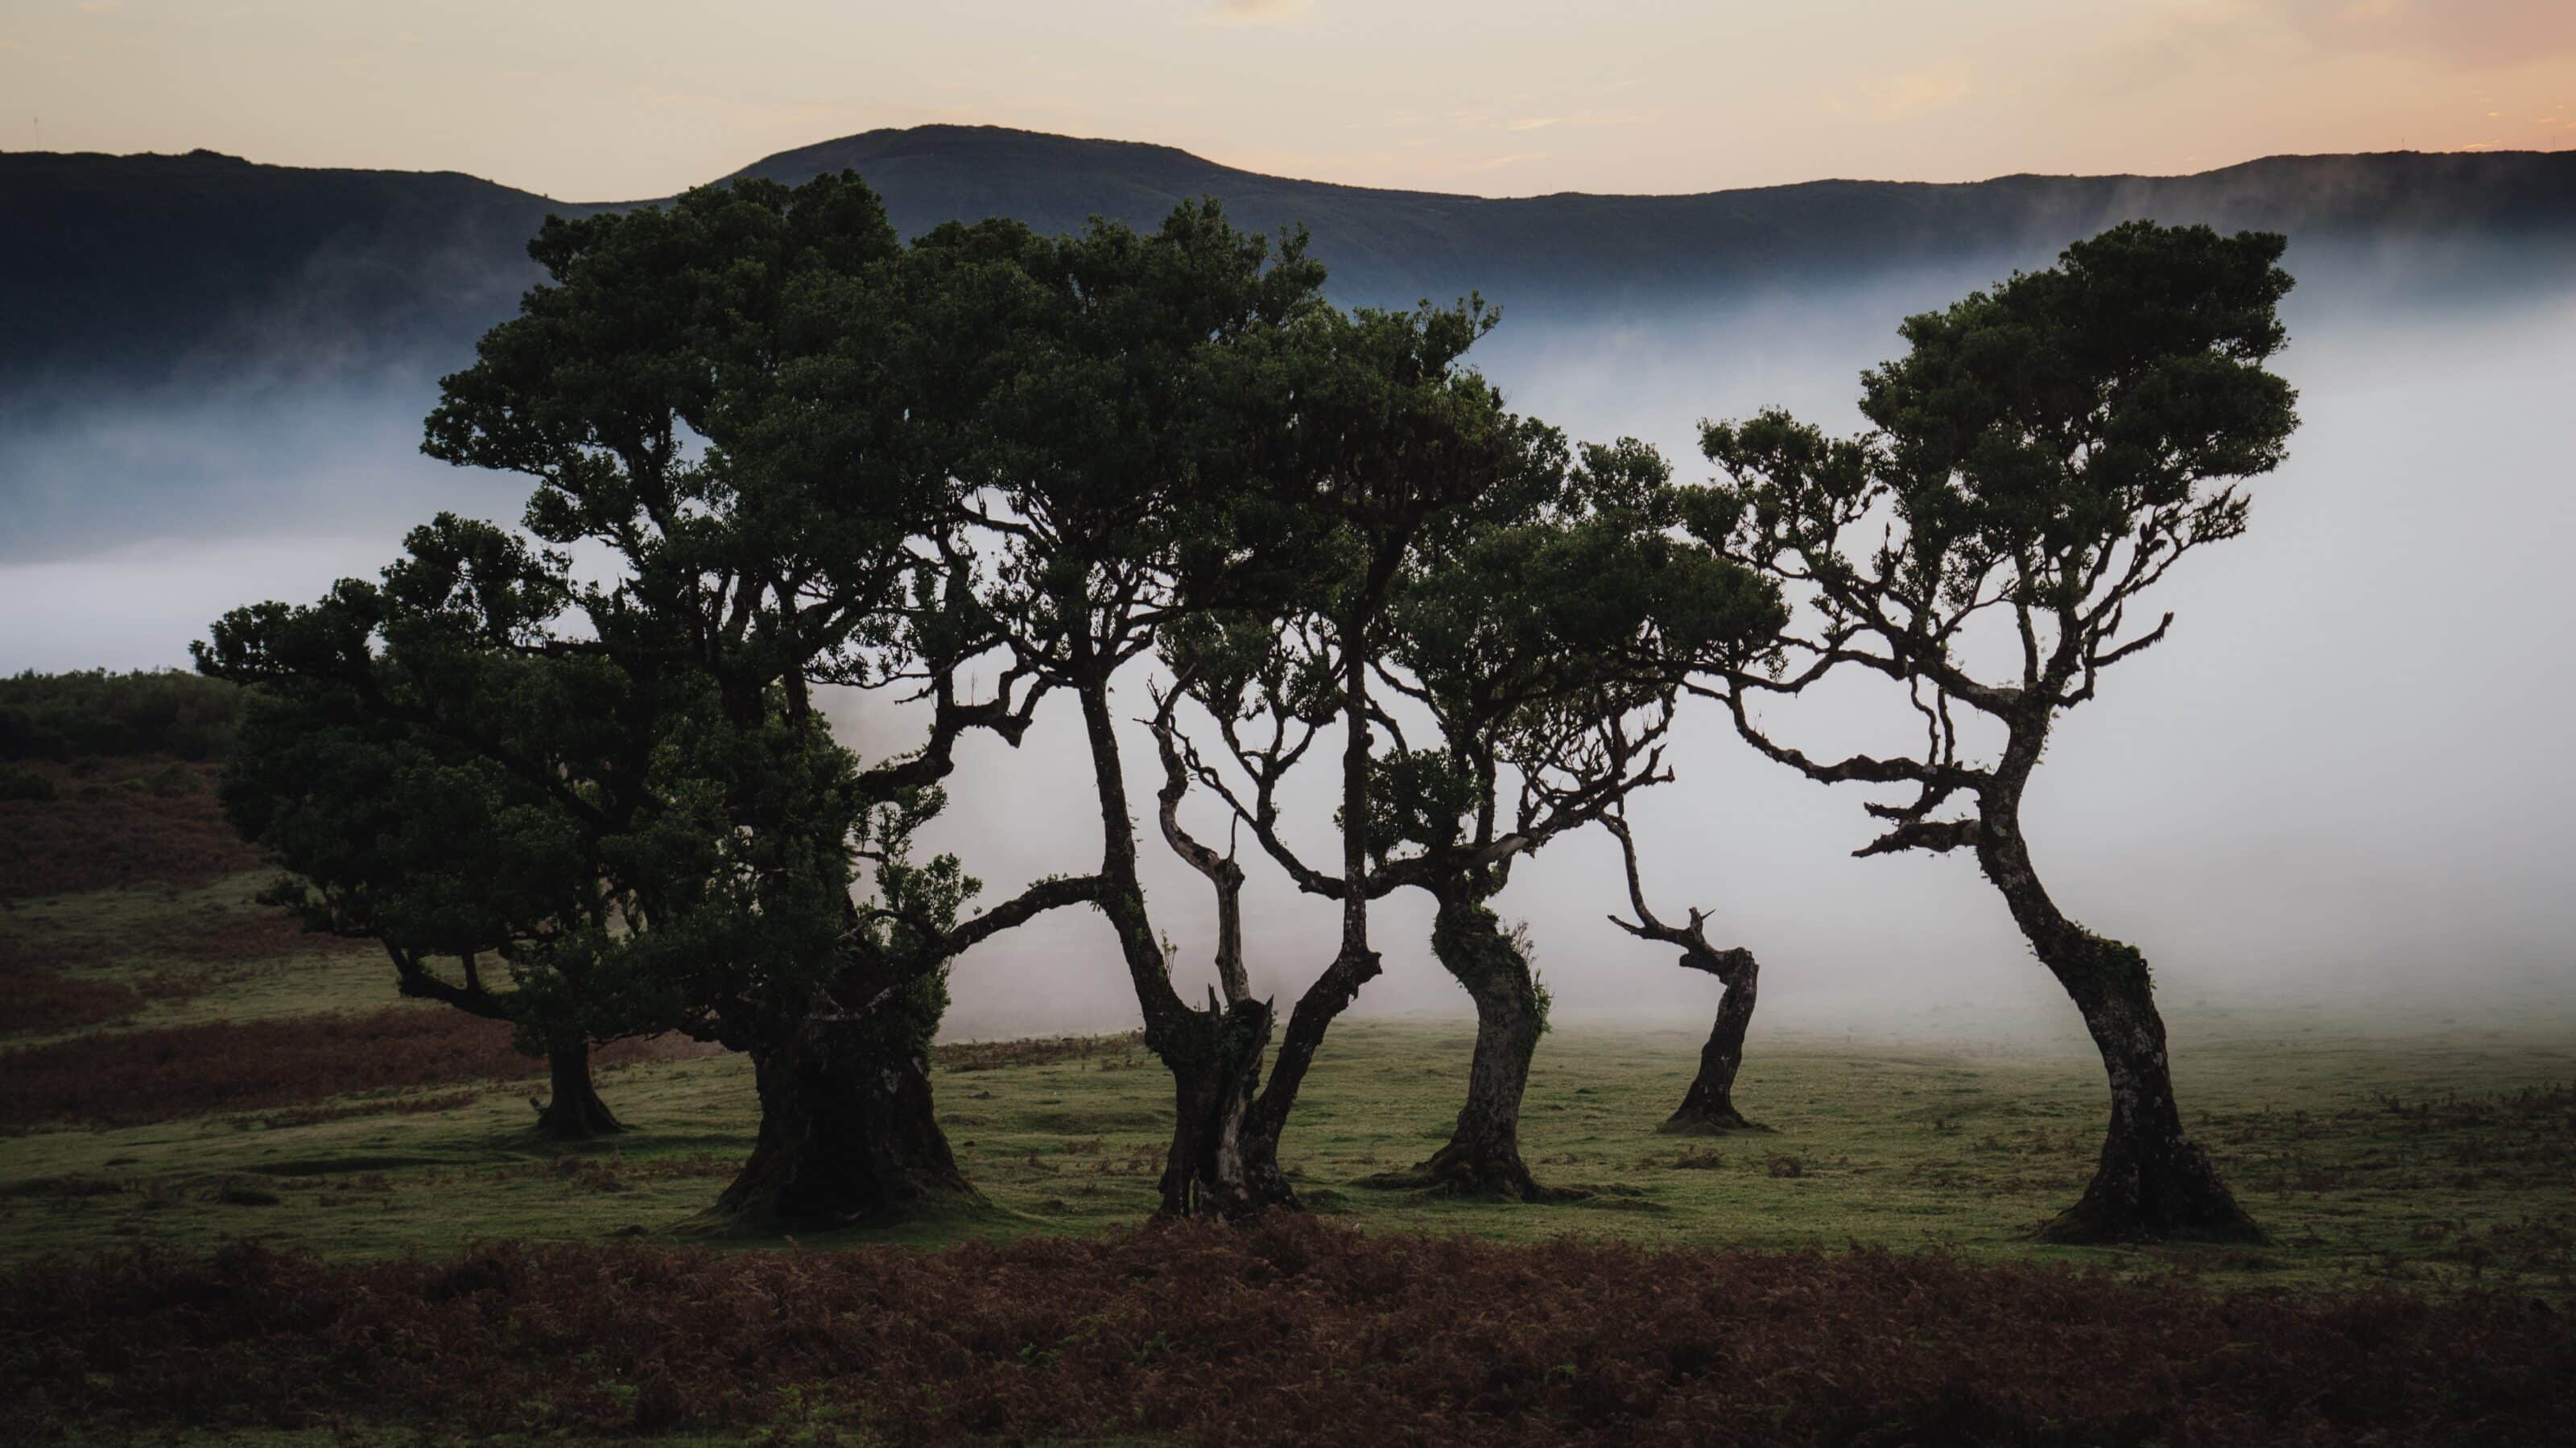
left=1371, top=889, right=1553, bottom=1200
left=2035, top=931, right=2263, bottom=1242
left=1979, top=807, right=2261, bottom=1244
left=1233, top=942, right=1383, bottom=1209
left=1664, top=953, right=1761, bottom=1134
left=1598, top=812, right=1768, bottom=1136
left=531, top=1042, right=623, bottom=1140
left=1146, top=691, right=1291, bottom=1215
left=702, top=1021, right=976, bottom=1231
left=1156, top=996, right=1286, bottom=1217
left=1076, top=665, right=1295, bottom=1219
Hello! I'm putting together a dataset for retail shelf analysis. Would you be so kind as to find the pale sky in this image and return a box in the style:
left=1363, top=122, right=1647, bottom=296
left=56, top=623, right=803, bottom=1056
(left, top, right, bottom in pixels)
left=4, top=0, right=2571, bottom=200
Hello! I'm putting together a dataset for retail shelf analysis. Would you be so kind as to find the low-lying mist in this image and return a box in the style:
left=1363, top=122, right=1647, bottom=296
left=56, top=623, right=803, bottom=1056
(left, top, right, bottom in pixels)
left=6, top=246, right=2570, bottom=1046
left=857, top=258, right=2576, bottom=1044
left=0, top=369, right=522, bottom=670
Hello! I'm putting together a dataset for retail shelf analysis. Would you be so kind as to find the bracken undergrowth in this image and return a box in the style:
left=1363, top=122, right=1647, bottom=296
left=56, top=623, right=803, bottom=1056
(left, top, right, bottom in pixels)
left=0, top=1007, right=709, bottom=1128
left=3, top=1216, right=2567, bottom=1445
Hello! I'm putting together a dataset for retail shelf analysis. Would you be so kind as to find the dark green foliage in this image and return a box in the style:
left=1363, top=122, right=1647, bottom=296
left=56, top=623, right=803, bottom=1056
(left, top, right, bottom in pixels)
left=1380, top=434, right=1785, bottom=867
left=210, top=173, right=953, bottom=1053
left=903, top=198, right=1365, bottom=1216
left=201, top=169, right=1111, bottom=1217
left=1156, top=298, right=1790, bottom=1203
left=0, top=670, right=245, bottom=762
left=1695, top=222, right=2295, bottom=724
left=1139, top=291, right=1612, bottom=1211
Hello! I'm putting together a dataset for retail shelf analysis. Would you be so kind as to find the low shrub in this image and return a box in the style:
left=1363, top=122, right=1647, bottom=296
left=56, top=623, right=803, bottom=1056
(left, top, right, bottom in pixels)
left=0, top=670, right=245, bottom=763
left=0, top=758, right=258, bottom=898
left=0, top=938, right=134, bottom=1037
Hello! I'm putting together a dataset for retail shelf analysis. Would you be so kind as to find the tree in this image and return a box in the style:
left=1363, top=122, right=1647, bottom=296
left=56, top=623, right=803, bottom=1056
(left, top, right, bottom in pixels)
left=204, top=173, right=1100, bottom=1228
left=214, top=639, right=635, bottom=1139
left=1361, top=438, right=1783, bottom=1196
left=1171, top=435, right=1781, bottom=1200
left=1140, top=296, right=1600, bottom=1211
left=1601, top=806, right=1764, bottom=1134
left=913, top=202, right=1402, bottom=1217
left=1689, top=221, right=2297, bottom=1241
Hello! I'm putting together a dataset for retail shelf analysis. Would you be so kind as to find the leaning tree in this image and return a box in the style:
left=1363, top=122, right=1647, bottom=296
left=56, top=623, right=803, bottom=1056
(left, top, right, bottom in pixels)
left=1352, top=436, right=1782, bottom=1196
left=899, top=200, right=1329, bottom=1217
left=1689, top=221, right=2297, bottom=1241
left=915, top=205, right=1555, bottom=1215
left=1600, top=803, right=1768, bottom=1135
left=1166, top=434, right=1781, bottom=1200
left=1137, top=295, right=1639, bottom=1211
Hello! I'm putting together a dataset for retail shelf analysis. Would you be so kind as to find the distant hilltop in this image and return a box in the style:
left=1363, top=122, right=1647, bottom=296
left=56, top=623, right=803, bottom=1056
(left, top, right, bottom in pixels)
left=6, top=125, right=2574, bottom=386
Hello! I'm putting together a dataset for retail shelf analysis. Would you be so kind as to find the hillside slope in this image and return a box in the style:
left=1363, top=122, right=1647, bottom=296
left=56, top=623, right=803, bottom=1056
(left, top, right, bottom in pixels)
left=0, top=148, right=573, bottom=388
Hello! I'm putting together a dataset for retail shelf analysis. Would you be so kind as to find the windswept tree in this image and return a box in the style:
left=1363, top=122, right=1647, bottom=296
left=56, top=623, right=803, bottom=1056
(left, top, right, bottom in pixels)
left=1355, top=439, right=1782, bottom=1196
left=1689, top=221, right=2297, bottom=1241
left=1170, top=435, right=1781, bottom=1201
left=916, top=204, right=1480, bottom=1217
left=1600, top=806, right=1766, bottom=1134
left=204, top=172, right=1099, bottom=1227
left=1138, top=296, right=1619, bottom=1212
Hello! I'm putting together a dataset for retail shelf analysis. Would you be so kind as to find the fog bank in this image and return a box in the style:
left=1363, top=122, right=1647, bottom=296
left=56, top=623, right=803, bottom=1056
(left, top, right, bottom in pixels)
left=5, top=250, right=2570, bottom=1043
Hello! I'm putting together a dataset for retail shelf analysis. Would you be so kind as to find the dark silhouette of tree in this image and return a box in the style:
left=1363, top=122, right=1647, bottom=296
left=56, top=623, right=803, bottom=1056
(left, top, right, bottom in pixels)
left=1600, top=805, right=1764, bottom=1134
left=919, top=206, right=1497, bottom=1217
left=1686, top=221, right=2297, bottom=1242
left=1174, top=436, right=1782, bottom=1200
left=1367, top=439, right=1781, bottom=1196
left=1138, top=296, right=1602, bottom=1212
left=201, top=173, right=1100, bottom=1228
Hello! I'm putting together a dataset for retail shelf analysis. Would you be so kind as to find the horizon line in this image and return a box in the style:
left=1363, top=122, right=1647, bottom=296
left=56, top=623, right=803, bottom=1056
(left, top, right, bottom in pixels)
left=5, top=121, right=2567, bottom=209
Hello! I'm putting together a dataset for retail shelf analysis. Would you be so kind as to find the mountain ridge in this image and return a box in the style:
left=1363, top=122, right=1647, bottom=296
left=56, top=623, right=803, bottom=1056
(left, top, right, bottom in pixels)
left=6, top=126, right=2573, bottom=391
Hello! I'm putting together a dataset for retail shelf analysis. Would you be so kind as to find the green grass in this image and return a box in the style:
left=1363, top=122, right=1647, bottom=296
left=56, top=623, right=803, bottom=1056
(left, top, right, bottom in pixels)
left=2, top=869, right=394, bottom=1044
left=6, top=872, right=2572, bottom=1296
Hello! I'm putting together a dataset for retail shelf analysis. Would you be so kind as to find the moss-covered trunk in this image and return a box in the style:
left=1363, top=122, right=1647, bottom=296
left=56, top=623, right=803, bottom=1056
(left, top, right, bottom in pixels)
left=1375, top=889, right=1550, bottom=1200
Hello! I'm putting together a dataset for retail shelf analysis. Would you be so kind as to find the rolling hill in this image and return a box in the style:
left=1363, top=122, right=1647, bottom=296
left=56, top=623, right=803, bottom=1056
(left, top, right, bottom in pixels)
left=6, top=126, right=2574, bottom=393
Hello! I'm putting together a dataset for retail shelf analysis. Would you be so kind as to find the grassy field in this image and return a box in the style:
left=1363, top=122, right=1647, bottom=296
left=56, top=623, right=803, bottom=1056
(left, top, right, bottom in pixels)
left=4, top=862, right=2570, bottom=1302
left=5, top=769, right=2574, bottom=1443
